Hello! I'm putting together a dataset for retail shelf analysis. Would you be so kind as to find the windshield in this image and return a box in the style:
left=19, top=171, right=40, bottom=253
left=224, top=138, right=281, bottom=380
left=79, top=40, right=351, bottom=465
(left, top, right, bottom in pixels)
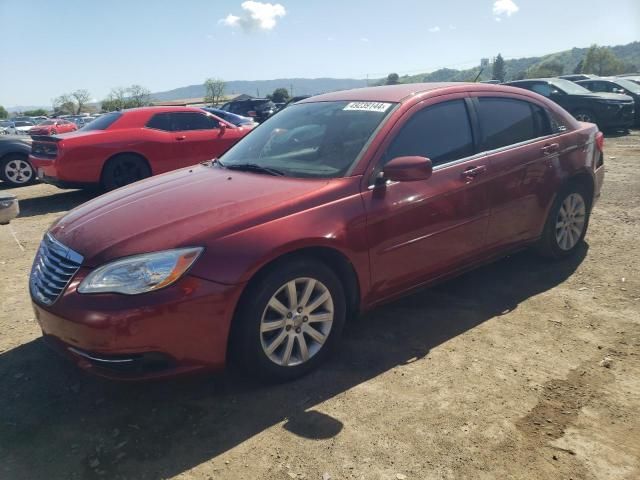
left=79, top=112, right=121, bottom=131
left=219, top=101, right=395, bottom=178
left=549, top=78, right=592, bottom=95
left=0, top=121, right=11, bottom=127
left=614, top=79, right=640, bottom=94
left=15, top=121, right=34, bottom=127
left=40, top=120, right=54, bottom=126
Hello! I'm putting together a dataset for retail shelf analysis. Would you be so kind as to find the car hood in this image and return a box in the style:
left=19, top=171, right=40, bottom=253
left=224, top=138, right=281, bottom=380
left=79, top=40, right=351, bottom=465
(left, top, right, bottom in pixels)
left=49, top=165, right=333, bottom=266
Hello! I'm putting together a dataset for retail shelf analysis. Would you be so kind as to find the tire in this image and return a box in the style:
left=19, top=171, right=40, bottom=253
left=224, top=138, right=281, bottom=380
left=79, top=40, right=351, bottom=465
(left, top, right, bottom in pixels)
left=536, top=182, right=592, bottom=259
left=0, top=154, right=36, bottom=187
left=101, top=154, right=151, bottom=191
left=572, top=109, right=597, bottom=125
left=232, top=257, right=346, bottom=382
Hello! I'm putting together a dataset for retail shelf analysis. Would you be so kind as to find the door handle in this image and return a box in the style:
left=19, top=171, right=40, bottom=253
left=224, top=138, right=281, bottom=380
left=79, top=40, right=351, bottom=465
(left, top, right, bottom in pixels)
left=541, top=143, right=559, bottom=155
left=175, top=135, right=186, bottom=141
left=461, top=165, right=486, bottom=179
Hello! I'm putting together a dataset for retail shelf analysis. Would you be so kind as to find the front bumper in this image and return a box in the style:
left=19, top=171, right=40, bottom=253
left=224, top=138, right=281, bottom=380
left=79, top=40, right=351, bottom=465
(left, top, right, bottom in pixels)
left=597, top=103, right=635, bottom=129
left=32, top=270, right=244, bottom=380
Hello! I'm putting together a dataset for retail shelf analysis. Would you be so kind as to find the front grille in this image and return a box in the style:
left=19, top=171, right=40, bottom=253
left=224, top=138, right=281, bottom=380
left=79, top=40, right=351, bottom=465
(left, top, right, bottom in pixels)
left=30, top=233, right=83, bottom=306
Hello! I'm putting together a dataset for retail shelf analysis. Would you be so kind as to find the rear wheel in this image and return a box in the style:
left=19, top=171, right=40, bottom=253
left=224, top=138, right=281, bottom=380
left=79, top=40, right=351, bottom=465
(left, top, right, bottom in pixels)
left=232, top=258, right=346, bottom=382
left=101, top=155, right=151, bottom=191
left=536, top=183, right=592, bottom=259
left=0, top=154, right=36, bottom=187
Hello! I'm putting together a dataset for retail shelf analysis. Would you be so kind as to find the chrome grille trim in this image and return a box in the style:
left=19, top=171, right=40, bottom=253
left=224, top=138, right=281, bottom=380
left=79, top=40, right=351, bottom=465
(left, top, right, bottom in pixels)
left=30, top=233, right=83, bottom=306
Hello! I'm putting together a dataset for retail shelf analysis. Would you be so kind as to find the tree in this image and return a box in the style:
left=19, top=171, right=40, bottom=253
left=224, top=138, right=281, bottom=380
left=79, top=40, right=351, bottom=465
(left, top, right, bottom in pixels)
left=269, top=88, right=290, bottom=103
left=0, top=105, right=7, bottom=119
left=71, top=89, right=91, bottom=114
left=23, top=109, right=48, bottom=117
left=582, top=45, right=624, bottom=76
left=52, top=94, right=76, bottom=115
left=492, top=54, right=506, bottom=82
left=127, top=85, right=152, bottom=107
left=204, top=78, right=226, bottom=106
left=525, top=61, right=564, bottom=78
left=385, top=73, right=400, bottom=85
left=573, top=59, right=584, bottom=74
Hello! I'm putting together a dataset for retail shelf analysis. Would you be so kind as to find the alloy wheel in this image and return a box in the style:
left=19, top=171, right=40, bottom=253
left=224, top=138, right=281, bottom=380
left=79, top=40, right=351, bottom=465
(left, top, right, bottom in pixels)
left=555, top=193, right=586, bottom=250
left=4, top=159, right=33, bottom=185
left=260, top=277, right=334, bottom=367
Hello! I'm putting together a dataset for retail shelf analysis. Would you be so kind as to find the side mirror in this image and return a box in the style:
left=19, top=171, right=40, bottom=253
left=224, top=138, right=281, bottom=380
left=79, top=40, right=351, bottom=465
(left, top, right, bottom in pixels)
left=0, top=193, right=19, bottom=225
left=218, top=121, right=227, bottom=134
left=381, top=156, right=432, bottom=183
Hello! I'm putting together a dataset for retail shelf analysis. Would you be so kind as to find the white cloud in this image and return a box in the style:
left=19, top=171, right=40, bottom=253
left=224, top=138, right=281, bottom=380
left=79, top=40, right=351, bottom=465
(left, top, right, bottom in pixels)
left=428, top=26, right=440, bottom=33
left=449, top=24, right=456, bottom=30
left=493, top=0, right=519, bottom=19
left=360, top=37, right=369, bottom=42
left=221, top=1, right=286, bottom=32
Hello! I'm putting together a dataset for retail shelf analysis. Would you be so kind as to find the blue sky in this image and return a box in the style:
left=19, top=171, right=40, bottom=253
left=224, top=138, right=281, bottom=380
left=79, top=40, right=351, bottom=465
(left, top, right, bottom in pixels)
left=1, top=0, right=638, bottom=107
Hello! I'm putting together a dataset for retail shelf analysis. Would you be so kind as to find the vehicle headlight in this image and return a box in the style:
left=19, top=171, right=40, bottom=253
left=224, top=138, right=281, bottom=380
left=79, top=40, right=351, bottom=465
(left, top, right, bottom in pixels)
left=78, top=247, right=203, bottom=295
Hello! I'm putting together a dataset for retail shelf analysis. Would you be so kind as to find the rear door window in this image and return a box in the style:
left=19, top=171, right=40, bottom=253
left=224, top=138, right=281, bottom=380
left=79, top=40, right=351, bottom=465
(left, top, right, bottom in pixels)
left=385, top=99, right=474, bottom=167
left=476, top=97, right=537, bottom=151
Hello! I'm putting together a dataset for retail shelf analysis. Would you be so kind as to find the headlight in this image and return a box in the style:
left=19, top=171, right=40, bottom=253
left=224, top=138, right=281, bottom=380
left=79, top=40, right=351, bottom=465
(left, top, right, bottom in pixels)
left=78, top=247, right=203, bottom=295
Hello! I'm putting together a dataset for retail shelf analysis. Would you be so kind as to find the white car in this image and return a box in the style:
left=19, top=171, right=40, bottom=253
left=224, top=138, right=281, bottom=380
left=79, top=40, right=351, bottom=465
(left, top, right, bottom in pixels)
left=13, top=121, right=35, bottom=135
left=0, top=121, right=14, bottom=135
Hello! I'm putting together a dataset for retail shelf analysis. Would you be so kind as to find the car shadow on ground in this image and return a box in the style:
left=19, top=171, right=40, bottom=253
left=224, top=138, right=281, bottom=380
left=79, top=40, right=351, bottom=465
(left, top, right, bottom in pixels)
left=16, top=189, right=99, bottom=218
left=0, top=245, right=587, bottom=479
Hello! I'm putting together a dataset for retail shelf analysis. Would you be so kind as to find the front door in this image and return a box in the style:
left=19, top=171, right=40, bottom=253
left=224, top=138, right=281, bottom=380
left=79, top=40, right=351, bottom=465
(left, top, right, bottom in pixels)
left=362, top=96, right=490, bottom=301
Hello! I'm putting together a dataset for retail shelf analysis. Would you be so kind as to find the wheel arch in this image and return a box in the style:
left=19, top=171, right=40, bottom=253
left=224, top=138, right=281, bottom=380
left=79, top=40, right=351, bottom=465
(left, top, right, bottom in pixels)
left=226, top=245, right=361, bottom=361
left=100, top=151, right=152, bottom=182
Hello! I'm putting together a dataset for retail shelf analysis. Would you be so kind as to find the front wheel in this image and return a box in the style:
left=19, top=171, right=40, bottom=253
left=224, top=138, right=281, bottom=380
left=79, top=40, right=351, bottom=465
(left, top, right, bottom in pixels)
left=232, top=258, right=346, bottom=382
left=572, top=109, right=597, bottom=124
left=536, top=183, right=591, bottom=259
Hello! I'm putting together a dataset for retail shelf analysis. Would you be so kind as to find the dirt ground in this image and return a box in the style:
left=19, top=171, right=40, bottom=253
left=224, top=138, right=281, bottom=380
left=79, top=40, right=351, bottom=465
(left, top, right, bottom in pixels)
left=1, top=131, right=639, bottom=480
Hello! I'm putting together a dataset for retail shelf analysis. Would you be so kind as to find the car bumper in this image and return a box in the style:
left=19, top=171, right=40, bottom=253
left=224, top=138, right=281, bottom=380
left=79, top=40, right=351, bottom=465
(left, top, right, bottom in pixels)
left=31, top=271, right=244, bottom=380
left=597, top=104, right=635, bottom=129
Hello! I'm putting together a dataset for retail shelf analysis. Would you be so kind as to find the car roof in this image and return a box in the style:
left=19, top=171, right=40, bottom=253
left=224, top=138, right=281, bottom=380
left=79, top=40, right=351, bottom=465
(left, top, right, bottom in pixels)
left=299, top=82, right=540, bottom=104
left=122, top=106, right=207, bottom=114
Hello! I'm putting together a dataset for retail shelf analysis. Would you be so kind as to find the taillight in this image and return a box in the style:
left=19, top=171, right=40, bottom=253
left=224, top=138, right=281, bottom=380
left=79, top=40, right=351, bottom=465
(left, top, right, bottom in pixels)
left=595, top=131, right=604, bottom=152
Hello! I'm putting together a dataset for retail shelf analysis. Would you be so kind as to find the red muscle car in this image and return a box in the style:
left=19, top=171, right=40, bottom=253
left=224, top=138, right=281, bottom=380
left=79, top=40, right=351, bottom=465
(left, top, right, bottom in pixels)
left=29, top=83, right=604, bottom=381
left=29, top=106, right=254, bottom=190
left=29, top=119, right=78, bottom=136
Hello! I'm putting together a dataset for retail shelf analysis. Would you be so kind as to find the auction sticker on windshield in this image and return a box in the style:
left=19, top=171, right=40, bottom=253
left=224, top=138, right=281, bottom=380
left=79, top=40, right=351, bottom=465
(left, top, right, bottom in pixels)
left=343, top=102, right=392, bottom=113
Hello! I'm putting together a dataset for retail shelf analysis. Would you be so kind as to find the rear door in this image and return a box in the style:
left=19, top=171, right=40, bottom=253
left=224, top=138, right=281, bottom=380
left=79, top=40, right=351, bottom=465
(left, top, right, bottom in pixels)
left=362, top=95, right=491, bottom=300
left=472, top=95, right=562, bottom=248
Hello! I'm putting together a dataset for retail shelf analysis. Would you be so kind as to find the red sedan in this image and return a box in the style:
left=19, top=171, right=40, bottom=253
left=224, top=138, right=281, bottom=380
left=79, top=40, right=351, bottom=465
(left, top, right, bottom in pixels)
left=30, top=83, right=604, bottom=381
left=29, top=106, right=254, bottom=190
left=29, top=119, right=77, bottom=136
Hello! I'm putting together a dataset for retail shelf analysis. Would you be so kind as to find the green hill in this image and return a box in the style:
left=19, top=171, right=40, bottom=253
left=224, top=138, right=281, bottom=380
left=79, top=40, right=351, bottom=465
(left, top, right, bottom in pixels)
left=392, top=41, right=640, bottom=84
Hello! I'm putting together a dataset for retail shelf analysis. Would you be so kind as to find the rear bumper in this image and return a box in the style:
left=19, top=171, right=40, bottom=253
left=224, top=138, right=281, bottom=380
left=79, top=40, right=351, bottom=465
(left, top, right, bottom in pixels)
left=32, top=272, right=244, bottom=380
left=30, top=156, right=98, bottom=189
left=597, top=104, right=635, bottom=129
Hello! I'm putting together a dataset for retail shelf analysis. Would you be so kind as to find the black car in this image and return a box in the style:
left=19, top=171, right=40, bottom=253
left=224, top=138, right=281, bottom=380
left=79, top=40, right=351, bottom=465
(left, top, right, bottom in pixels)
left=281, top=95, right=312, bottom=109
left=219, top=98, right=276, bottom=123
left=505, top=78, right=635, bottom=130
left=0, top=135, right=35, bottom=187
left=576, top=77, right=640, bottom=126
left=200, top=107, right=257, bottom=127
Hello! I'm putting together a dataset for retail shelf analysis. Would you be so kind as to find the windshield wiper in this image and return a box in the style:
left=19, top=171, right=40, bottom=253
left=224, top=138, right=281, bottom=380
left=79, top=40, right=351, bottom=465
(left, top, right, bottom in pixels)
left=223, top=163, right=285, bottom=176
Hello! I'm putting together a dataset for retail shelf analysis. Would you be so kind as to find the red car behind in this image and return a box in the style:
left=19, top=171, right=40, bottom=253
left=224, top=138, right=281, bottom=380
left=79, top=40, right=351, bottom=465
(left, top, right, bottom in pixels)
left=29, top=119, right=77, bottom=136
left=29, top=106, right=254, bottom=190
left=29, top=83, right=604, bottom=381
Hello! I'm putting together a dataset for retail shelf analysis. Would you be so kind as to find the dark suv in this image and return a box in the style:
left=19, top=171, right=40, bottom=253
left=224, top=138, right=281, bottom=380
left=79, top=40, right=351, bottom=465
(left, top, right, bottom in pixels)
left=576, top=78, right=640, bottom=126
left=505, top=78, right=635, bottom=130
left=219, top=98, right=276, bottom=123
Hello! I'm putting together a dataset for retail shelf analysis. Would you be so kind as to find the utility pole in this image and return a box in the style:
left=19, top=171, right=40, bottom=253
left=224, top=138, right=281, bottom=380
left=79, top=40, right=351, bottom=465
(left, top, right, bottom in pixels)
left=366, top=74, right=369, bottom=86
left=290, top=83, right=293, bottom=97
left=257, top=88, right=260, bottom=97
